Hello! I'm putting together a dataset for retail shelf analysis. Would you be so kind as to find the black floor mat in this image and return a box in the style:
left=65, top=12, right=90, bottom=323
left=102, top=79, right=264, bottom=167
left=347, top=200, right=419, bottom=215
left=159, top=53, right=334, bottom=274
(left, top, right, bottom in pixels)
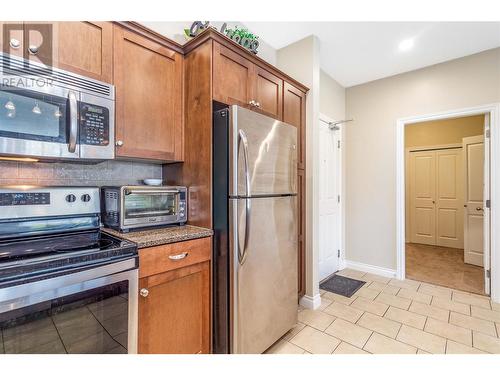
left=320, top=274, right=366, bottom=298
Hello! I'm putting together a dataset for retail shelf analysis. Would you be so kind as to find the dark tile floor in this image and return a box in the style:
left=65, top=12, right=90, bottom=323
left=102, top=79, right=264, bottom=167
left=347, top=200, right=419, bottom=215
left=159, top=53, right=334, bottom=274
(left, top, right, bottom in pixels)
left=406, top=243, right=485, bottom=295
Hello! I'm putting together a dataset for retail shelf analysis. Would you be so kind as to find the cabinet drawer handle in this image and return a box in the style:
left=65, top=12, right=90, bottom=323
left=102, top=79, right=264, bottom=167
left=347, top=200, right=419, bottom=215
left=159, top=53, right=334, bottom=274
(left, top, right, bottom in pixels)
left=169, top=252, right=188, bottom=260
left=140, top=288, right=149, bottom=298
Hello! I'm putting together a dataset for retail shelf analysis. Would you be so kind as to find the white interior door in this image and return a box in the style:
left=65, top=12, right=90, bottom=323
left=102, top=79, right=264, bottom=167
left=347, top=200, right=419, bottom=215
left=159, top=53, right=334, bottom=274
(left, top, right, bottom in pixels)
left=409, top=150, right=436, bottom=245
left=436, top=149, right=464, bottom=248
left=463, top=135, right=485, bottom=267
left=318, top=118, right=341, bottom=281
left=409, top=148, right=463, bottom=248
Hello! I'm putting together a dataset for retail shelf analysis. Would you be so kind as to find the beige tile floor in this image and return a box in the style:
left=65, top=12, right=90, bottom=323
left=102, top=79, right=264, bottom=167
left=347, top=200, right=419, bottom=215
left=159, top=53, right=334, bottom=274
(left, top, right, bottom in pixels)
left=265, top=268, right=500, bottom=354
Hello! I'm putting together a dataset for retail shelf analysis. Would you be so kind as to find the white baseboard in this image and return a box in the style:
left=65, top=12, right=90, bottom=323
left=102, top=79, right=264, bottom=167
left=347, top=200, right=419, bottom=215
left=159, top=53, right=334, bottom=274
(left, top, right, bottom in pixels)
left=299, top=293, right=321, bottom=310
left=343, top=260, right=397, bottom=279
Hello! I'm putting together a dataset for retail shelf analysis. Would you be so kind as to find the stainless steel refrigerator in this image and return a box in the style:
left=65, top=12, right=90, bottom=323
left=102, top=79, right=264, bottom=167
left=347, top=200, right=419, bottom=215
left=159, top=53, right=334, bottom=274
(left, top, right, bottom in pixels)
left=213, top=105, right=298, bottom=354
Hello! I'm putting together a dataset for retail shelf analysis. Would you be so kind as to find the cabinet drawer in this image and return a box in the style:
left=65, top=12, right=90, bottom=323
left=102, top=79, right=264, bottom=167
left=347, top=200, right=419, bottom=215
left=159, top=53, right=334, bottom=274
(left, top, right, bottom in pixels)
left=139, top=237, right=211, bottom=278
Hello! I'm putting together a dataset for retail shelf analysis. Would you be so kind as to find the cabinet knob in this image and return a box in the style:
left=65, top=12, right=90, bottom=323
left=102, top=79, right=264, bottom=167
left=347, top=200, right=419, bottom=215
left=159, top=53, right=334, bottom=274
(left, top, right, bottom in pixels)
left=28, top=45, right=39, bottom=55
left=255, top=102, right=261, bottom=108
left=9, top=38, right=20, bottom=49
left=248, top=100, right=255, bottom=107
left=116, top=140, right=124, bottom=147
left=140, top=288, right=149, bottom=298
left=476, top=207, right=483, bottom=211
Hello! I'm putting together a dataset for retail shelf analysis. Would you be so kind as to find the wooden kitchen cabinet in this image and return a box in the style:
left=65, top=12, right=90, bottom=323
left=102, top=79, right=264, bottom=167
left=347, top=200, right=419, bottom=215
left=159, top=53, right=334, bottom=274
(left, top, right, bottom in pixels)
left=213, top=42, right=253, bottom=108
left=297, top=168, right=306, bottom=297
left=52, top=22, right=113, bottom=82
left=138, top=237, right=211, bottom=354
left=113, top=26, right=183, bottom=162
left=213, top=41, right=283, bottom=120
left=0, top=22, right=25, bottom=58
left=253, top=65, right=283, bottom=120
left=0, top=22, right=113, bottom=83
left=283, top=82, right=307, bottom=169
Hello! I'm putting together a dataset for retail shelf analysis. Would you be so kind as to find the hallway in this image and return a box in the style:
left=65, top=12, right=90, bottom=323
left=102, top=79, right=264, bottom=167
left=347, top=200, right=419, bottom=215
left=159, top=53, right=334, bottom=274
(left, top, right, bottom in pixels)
left=406, top=243, right=484, bottom=295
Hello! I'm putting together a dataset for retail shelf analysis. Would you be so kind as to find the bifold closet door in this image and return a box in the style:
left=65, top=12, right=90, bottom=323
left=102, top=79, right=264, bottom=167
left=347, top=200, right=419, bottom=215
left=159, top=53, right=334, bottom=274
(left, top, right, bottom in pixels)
left=435, top=149, right=464, bottom=248
left=409, top=148, right=463, bottom=248
left=409, top=151, right=437, bottom=245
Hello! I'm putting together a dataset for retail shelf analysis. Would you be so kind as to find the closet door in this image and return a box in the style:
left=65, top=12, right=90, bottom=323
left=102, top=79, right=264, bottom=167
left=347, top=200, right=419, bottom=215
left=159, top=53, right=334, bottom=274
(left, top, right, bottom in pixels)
left=409, top=151, right=437, bottom=245
left=435, top=149, right=464, bottom=248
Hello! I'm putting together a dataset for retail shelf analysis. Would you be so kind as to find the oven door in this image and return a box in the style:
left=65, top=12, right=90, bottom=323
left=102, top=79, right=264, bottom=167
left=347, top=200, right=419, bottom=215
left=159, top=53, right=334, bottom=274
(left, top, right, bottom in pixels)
left=0, top=82, right=81, bottom=159
left=0, top=259, right=138, bottom=354
left=121, top=188, right=180, bottom=228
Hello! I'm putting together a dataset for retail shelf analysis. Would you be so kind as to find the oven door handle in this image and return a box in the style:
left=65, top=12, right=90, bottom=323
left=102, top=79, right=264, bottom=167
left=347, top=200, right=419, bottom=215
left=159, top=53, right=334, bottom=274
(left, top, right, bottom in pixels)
left=124, top=189, right=179, bottom=195
left=68, top=90, right=78, bottom=153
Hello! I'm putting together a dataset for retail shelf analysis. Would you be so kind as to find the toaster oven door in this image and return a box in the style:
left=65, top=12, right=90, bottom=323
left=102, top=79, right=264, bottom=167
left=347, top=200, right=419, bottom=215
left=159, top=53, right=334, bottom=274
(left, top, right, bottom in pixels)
left=121, top=189, right=180, bottom=227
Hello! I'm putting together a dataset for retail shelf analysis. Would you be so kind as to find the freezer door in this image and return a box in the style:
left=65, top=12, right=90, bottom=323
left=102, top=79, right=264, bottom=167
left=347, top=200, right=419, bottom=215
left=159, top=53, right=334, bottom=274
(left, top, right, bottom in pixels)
left=230, top=196, right=298, bottom=354
left=230, top=106, right=297, bottom=197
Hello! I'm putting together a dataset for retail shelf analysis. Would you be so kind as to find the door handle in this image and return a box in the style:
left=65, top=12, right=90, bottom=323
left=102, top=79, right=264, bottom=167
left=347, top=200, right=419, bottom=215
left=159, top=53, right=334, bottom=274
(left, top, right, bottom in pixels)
left=67, top=91, right=78, bottom=153
left=238, top=129, right=252, bottom=265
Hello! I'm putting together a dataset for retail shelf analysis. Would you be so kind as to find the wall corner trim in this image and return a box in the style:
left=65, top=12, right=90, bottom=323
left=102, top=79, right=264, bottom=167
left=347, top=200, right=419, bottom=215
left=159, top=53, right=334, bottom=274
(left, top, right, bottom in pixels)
left=344, top=260, right=397, bottom=279
left=299, top=293, right=322, bottom=310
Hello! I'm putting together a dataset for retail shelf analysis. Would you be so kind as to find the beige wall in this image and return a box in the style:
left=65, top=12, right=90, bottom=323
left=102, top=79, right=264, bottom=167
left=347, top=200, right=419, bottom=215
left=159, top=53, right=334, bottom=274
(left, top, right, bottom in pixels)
left=405, top=115, right=484, bottom=148
left=277, top=36, right=322, bottom=302
left=320, top=69, right=346, bottom=121
left=345, top=47, right=500, bottom=270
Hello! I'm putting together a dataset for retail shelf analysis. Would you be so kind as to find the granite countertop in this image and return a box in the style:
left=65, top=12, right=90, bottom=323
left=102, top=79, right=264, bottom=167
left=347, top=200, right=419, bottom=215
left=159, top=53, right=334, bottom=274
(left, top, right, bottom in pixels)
left=102, top=225, right=213, bottom=248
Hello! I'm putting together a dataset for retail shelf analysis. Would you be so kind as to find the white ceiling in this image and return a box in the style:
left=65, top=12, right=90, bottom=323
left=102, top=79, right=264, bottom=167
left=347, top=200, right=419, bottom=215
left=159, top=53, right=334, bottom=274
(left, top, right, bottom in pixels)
left=244, top=22, right=500, bottom=87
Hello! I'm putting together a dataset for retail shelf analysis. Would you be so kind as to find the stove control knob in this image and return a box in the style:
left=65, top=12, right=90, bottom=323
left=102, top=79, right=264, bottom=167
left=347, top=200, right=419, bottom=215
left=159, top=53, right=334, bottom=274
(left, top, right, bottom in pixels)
left=81, top=194, right=91, bottom=202
left=65, top=194, right=76, bottom=203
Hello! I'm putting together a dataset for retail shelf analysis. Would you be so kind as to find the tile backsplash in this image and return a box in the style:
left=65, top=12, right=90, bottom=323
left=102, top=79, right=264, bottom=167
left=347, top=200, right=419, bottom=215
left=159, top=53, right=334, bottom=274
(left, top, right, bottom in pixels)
left=0, top=160, right=162, bottom=187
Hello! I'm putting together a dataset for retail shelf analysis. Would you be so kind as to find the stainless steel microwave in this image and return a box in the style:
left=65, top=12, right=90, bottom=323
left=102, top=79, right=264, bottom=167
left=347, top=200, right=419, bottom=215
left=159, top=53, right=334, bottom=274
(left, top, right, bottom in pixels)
left=0, top=53, right=114, bottom=161
left=101, top=186, right=188, bottom=232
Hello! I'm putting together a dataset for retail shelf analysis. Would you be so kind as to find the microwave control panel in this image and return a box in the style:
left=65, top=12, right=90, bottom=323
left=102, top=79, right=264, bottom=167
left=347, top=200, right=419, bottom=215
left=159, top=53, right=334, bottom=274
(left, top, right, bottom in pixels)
left=79, top=103, right=110, bottom=146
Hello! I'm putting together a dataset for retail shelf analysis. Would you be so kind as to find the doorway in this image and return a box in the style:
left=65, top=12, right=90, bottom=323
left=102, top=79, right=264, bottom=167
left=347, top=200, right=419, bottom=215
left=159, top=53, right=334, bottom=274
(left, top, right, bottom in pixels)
left=405, top=115, right=485, bottom=293
left=396, top=104, right=500, bottom=301
left=318, top=114, right=342, bottom=281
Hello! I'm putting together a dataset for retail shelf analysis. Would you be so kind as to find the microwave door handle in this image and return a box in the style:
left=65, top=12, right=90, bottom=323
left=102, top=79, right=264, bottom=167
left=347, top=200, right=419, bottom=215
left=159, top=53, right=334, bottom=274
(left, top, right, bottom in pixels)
left=68, top=91, right=78, bottom=153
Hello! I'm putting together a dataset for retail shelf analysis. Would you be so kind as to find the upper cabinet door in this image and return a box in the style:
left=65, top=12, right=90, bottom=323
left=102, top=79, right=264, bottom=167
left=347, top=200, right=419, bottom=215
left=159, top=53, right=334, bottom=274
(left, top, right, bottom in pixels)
left=12, top=22, right=113, bottom=83
left=53, top=22, right=113, bottom=83
left=283, top=82, right=306, bottom=169
left=113, top=26, right=183, bottom=162
left=0, top=22, right=25, bottom=58
left=213, top=42, right=253, bottom=108
left=252, top=66, right=283, bottom=120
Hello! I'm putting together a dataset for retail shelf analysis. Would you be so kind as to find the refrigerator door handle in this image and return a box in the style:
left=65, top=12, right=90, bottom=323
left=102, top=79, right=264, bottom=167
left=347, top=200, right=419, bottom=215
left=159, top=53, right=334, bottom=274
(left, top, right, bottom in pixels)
left=238, top=129, right=252, bottom=264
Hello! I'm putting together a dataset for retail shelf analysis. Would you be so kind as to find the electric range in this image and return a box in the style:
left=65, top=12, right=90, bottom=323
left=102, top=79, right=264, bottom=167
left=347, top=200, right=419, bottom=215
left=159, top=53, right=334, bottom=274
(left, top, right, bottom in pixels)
left=0, top=186, right=138, bottom=354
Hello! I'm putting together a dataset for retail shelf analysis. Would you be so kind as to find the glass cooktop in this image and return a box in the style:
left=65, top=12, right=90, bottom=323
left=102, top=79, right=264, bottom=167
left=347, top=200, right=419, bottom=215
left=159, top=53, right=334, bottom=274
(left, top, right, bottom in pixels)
left=0, top=230, right=137, bottom=286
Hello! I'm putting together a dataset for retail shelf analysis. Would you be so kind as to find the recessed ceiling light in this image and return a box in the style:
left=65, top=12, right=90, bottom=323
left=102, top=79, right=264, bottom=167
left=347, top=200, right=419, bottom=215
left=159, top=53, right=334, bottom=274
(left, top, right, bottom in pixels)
left=399, top=38, right=414, bottom=52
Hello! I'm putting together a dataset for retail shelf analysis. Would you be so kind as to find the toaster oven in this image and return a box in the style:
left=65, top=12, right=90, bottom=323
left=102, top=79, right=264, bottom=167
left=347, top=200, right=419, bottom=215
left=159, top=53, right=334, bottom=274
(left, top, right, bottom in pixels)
left=101, top=186, right=187, bottom=232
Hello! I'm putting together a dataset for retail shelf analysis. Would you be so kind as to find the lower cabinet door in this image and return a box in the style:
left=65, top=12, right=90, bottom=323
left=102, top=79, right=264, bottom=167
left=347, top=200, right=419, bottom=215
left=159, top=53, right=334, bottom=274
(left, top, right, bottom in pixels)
left=138, top=261, right=210, bottom=354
